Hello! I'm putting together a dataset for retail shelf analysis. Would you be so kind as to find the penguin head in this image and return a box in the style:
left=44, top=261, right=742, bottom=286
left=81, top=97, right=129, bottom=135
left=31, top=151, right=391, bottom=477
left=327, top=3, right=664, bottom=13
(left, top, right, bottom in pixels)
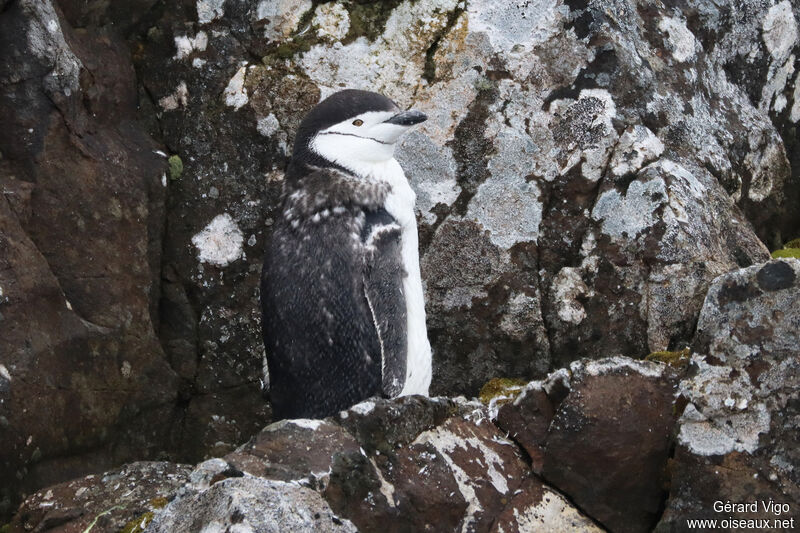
left=293, top=89, right=427, bottom=171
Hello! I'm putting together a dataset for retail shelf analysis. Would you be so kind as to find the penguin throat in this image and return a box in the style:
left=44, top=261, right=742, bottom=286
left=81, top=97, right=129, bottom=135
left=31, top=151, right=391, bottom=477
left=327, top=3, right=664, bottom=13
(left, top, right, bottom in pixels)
left=309, top=131, right=397, bottom=179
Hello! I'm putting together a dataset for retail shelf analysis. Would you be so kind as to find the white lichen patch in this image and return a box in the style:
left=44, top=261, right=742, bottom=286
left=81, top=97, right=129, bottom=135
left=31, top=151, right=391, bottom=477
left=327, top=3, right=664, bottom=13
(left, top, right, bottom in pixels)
left=762, top=1, right=798, bottom=61
left=571, top=356, right=665, bottom=379
left=396, top=131, right=460, bottom=224
left=192, top=213, right=244, bottom=267
left=655, top=159, right=705, bottom=199
left=224, top=66, right=248, bottom=110
left=465, top=129, right=543, bottom=249
left=159, top=81, right=189, bottom=111
left=256, top=114, right=289, bottom=153
left=256, top=0, right=313, bottom=41
left=466, top=0, right=564, bottom=77
left=552, top=267, right=589, bottom=324
left=658, top=16, right=697, bottom=62
left=300, top=0, right=459, bottom=106
left=511, top=487, right=604, bottom=532
left=746, top=142, right=786, bottom=202
left=312, top=2, right=350, bottom=40
left=25, top=1, right=83, bottom=92
left=368, top=457, right=397, bottom=508
left=120, top=361, right=132, bottom=379
left=791, top=75, right=800, bottom=122
left=676, top=357, right=771, bottom=456
left=174, top=31, right=208, bottom=60
left=288, top=419, right=325, bottom=431
left=610, top=125, right=664, bottom=177
left=592, top=176, right=667, bottom=240
left=197, top=0, right=225, bottom=24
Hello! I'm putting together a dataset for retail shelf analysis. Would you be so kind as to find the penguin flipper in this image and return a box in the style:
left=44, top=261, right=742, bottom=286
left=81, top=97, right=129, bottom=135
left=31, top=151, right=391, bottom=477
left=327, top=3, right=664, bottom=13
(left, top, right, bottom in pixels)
left=361, top=208, right=408, bottom=398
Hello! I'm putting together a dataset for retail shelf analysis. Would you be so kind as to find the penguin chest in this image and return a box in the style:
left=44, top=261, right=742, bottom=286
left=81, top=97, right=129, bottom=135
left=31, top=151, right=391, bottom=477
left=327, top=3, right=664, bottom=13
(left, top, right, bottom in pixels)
left=372, top=160, right=432, bottom=396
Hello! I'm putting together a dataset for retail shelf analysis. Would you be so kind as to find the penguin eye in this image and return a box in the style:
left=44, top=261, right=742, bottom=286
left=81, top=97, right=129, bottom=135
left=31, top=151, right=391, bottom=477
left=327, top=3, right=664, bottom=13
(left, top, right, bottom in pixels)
left=352, top=119, right=364, bottom=127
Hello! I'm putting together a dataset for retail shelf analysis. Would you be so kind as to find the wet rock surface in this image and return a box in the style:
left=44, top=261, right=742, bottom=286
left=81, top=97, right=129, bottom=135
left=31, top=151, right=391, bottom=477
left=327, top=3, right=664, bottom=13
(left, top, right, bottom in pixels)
left=1, top=0, right=799, bottom=527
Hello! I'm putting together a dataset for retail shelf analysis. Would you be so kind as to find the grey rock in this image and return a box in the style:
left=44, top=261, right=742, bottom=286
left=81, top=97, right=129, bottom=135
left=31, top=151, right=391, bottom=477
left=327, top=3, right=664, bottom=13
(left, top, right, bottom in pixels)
left=657, top=259, right=800, bottom=529
left=147, top=477, right=357, bottom=533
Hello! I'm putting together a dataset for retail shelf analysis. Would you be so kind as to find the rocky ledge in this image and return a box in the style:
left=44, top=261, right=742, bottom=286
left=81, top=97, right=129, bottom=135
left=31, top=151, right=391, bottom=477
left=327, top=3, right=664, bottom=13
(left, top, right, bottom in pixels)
left=5, top=260, right=798, bottom=532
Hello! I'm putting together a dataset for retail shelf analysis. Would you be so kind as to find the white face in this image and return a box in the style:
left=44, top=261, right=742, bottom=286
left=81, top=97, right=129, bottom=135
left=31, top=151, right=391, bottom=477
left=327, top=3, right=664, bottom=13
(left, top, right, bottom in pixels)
left=309, top=110, right=417, bottom=170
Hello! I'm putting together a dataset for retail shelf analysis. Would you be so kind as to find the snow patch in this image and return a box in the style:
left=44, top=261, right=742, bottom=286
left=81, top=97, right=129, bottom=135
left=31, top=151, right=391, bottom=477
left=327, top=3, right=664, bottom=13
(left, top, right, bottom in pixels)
left=192, top=213, right=244, bottom=267
left=0, top=364, right=11, bottom=382
left=571, top=356, right=665, bottom=379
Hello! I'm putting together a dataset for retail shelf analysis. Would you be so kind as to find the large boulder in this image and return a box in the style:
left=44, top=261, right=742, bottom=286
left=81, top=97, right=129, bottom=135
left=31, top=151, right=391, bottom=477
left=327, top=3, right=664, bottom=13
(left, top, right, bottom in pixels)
left=496, top=357, right=682, bottom=533
left=657, top=259, right=800, bottom=529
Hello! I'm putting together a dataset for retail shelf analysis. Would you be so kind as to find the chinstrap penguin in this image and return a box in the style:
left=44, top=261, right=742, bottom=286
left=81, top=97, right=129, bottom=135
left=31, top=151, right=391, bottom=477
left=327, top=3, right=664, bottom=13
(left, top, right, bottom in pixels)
left=261, top=89, right=433, bottom=419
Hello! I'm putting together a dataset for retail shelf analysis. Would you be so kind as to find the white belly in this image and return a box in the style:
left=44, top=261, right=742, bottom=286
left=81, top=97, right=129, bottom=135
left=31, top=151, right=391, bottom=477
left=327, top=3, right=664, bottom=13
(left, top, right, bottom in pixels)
left=375, top=160, right=432, bottom=396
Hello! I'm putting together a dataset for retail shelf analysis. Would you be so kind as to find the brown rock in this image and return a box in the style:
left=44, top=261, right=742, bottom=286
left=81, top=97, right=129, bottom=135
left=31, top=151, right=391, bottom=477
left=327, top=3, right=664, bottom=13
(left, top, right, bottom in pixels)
left=495, top=385, right=556, bottom=473
left=490, top=477, right=603, bottom=533
left=0, top=0, right=178, bottom=517
left=540, top=359, right=680, bottom=533
left=225, top=419, right=360, bottom=483
left=5, top=462, right=190, bottom=533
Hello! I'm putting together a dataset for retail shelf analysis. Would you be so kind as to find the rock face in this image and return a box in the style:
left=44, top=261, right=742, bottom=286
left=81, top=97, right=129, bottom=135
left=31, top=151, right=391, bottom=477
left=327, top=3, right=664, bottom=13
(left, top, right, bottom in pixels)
left=657, top=259, right=800, bottom=530
left=0, top=0, right=179, bottom=517
left=1, top=0, right=799, bottom=524
left=496, top=358, right=682, bottom=533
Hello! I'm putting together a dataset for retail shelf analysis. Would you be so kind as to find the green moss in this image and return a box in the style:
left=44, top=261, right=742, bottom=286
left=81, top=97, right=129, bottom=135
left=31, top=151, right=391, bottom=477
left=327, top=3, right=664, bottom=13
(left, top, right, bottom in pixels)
left=149, top=497, right=168, bottom=509
left=119, top=512, right=154, bottom=533
left=167, top=155, right=183, bottom=181
left=344, top=0, right=407, bottom=43
left=645, top=348, right=691, bottom=368
left=772, top=248, right=800, bottom=259
left=783, top=238, right=800, bottom=249
left=1, top=523, right=11, bottom=533
left=262, top=4, right=321, bottom=64
left=479, top=377, right=528, bottom=405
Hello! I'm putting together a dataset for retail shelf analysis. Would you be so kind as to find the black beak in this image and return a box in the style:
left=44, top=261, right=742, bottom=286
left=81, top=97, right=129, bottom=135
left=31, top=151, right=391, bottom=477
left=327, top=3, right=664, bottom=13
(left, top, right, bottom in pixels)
left=384, top=109, right=427, bottom=126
